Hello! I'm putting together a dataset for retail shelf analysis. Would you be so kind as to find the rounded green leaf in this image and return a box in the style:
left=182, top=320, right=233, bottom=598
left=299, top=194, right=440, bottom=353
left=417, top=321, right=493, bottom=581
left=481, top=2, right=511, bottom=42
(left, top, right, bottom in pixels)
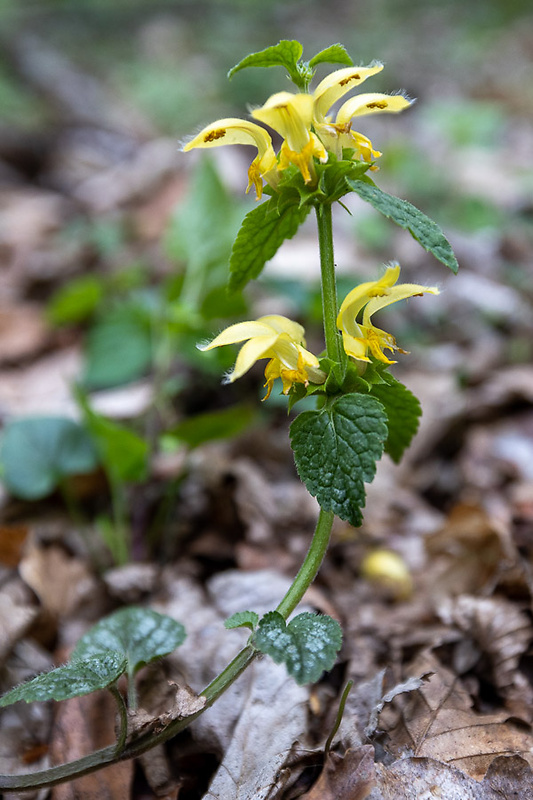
left=0, top=652, right=126, bottom=706
left=72, top=607, right=186, bottom=676
left=0, top=416, right=99, bottom=500
left=254, top=611, right=342, bottom=685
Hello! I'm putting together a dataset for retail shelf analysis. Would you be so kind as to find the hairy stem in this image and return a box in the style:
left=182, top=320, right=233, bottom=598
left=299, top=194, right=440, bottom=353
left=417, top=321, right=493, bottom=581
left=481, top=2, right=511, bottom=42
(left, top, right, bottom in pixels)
left=315, top=203, right=343, bottom=363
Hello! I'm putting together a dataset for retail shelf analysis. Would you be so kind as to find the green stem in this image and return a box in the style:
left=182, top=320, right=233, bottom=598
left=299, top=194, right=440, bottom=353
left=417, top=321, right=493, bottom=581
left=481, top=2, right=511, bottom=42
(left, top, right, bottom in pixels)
left=315, top=203, right=342, bottom=363
left=276, top=508, right=334, bottom=619
left=109, top=686, right=128, bottom=756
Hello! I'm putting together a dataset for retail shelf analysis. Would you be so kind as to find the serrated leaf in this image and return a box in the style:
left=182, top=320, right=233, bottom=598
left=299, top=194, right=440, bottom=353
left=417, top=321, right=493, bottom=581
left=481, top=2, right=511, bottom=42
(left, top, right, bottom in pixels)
left=0, top=416, right=99, bottom=500
left=0, top=652, right=126, bottom=706
left=290, top=393, right=388, bottom=526
left=73, top=607, right=186, bottom=677
left=309, top=44, right=353, bottom=68
left=228, top=40, right=303, bottom=81
left=224, top=611, right=259, bottom=631
left=254, top=611, right=342, bottom=685
left=228, top=198, right=310, bottom=292
left=347, top=179, right=459, bottom=274
left=370, top=376, right=422, bottom=463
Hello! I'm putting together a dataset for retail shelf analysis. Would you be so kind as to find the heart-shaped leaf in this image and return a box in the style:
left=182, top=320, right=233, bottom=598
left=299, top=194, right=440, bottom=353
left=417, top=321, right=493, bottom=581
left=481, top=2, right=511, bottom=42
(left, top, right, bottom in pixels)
left=254, top=611, right=342, bottom=685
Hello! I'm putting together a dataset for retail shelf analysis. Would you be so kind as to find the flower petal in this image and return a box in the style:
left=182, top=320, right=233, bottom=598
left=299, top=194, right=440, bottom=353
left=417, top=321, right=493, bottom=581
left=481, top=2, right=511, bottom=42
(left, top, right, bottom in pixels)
left=183, top=118, right=274, bottom=156
left=257, top=315, right=306, bottom=343
left=363, top=283, right=439, bottom=324
left=198, top=320, right=278, bottom=351
left=231, top=334, right=279, bottom=380
left=252, top=92, right=314, bottom=152
left=313, top=64, right=384, bottom=123
left=336, top=93, right=413, bottom=125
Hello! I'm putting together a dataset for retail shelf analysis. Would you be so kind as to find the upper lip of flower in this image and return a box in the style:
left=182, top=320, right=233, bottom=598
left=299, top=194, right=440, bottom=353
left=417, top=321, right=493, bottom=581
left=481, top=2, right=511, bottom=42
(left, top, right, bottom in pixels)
left=337, top=264, right=439, bottom=363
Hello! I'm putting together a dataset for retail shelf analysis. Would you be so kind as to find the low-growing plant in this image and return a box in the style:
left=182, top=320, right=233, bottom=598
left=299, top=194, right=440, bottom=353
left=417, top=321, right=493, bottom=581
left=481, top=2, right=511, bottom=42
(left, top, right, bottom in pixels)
left=0, top=39, right=457, bottom=794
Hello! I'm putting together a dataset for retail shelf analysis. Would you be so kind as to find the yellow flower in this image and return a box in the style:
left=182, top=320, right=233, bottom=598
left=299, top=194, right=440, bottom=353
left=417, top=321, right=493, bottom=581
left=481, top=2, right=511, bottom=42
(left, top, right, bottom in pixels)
left=312, top=65, right=413, bottom=163
left=337, top=264, right=439, bottom=363
left=198, top=315, right=326, bottom=399
left=182, top=118, right=278, bottom=199
left=252, top=92, right=327, bottom=184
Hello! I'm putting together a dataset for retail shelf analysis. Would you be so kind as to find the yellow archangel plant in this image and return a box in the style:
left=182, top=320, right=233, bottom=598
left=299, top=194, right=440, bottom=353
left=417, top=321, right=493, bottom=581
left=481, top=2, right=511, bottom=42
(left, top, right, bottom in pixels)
left=0, top=42, right=459, bottom=798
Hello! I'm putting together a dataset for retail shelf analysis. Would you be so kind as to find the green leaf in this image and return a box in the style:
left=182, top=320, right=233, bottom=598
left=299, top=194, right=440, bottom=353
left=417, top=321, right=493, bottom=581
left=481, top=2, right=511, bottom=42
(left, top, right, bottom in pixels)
left=77, top=392, right=148, bottom=484
left=224, top=611, right=259, bottom=631
left=308, top=44, right=353, bottom=68
left=254, top=611, right=342, bottom=685
left=0, top=652, right=126, bottom=706
left=168, top=404, right=256, bottom=449
left=47, top=275, right=104, bottom=326
left=347, top=179, right=459, bottom=274
left=228, top=197, right=310, bottom=292
left=370, top=375, right=422, bottom=463
left=0, top=416, right=99, bottom=500
left=72, top=607, right=186, bottom=677
left=166, top=156, right=240, bottom=272
left=290, top=393, right=388, bottom=527
left=84, top=310, right=152, bottom=389
left=228, top=40, right=303, bottom=82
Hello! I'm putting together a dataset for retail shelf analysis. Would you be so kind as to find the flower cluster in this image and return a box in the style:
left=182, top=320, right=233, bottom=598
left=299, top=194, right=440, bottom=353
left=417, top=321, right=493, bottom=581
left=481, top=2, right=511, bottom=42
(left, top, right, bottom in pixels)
left=199, top=267, right=438, bottom=398
left=183, top=64, right=411, bottom=198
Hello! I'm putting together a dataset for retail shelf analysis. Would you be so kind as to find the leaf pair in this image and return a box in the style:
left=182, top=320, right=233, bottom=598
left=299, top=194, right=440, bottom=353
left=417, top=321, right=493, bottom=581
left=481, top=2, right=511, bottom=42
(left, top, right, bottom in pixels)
left=0, top=607, right=186, bottom=707
left=226, top=610, right=343, bottom=686
left=229, top=178, right=458, bottom=293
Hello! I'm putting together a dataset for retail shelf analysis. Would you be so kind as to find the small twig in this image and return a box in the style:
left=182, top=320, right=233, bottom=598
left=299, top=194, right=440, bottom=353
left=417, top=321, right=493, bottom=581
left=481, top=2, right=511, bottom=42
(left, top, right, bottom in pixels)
left=324, top=679, right=353, bottom=756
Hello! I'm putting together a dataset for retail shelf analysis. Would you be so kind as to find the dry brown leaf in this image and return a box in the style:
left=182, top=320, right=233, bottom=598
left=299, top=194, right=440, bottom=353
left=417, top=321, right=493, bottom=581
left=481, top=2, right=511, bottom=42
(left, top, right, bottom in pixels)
left=0, top=578, right=39, bottom=662
left=0, top=346, right=82, bottom=417
left=381, top=652, right=533, bottom=780
left=424, top=503, right=515, bottom=598
left=127, top=683, right=206, bottom=739
left=439, top=594, right=533, bottom=719
left=0, top=304, right=49, bottom=364
left=0, top=525, right=30, bottom=568
left=300, top=745, right=376, bottom=800
left=50, top=690, right=133, bottom=800
left=19, top=541, right=97, bottom=620
left=372, top=754, right=533, bottom=800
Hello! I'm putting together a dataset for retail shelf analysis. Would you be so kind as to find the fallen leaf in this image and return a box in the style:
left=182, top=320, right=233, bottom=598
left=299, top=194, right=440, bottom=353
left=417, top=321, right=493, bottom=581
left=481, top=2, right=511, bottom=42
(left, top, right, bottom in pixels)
left=381, top=652, right=533, bottom=780
left=0, top=578, right=38, bottom=662
left=50, top=688, right=133, bottom=800
left=301, top=745, right=376, bottom=800
left=439, top=594, right=533, bottom=719
left=0, top=304, right=49, bottom=364
left=424, top=503, right=514, bottom=597
left=19, top=541, right=97, bottom=620
left=372, top=754, right=533, bottom=800
left=127, top=683, right=206, bottom=739
left=0, top=525, right=30, bottom=568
